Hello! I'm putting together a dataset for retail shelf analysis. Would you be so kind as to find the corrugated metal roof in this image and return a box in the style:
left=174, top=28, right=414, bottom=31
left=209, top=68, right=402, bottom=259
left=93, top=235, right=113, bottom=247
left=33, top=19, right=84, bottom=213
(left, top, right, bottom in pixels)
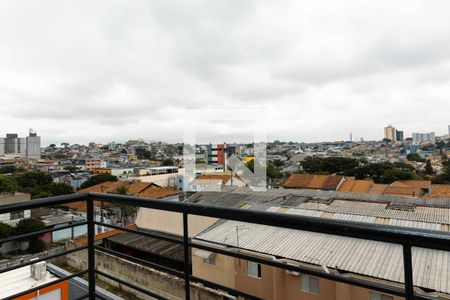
left=108, top=230, right=185, bottom=262
left=330, top=213, right=376, bottom=223
left=195, top=220, right=450, bottom=294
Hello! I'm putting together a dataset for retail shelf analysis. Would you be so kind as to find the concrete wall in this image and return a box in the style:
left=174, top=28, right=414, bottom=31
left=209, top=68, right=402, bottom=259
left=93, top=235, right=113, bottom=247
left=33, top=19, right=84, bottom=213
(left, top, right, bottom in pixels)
left=192, top=252, right=236, bottom=289
left=66, top=244, right=231, bottom=300
left=194, top=255, right=405, bottom=300
left=135, top=209, right=218, bottom=238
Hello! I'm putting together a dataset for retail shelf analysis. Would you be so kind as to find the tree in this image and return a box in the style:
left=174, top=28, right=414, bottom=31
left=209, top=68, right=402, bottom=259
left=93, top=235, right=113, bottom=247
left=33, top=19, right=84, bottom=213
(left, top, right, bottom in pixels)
left=407, top=153, right=426, bottom=162
left=112, top=185, right=136, bottom=225
left=0, top=175, right=17, bottom=193
left=14, top=219, right=47, bottom=254
left=300, top=157, right=360, bottom=174
left=0, top=166, right=18, bottom=174
left=272, top=159, right=284, bottom=168
left=425, top=160, right=433, bottom=175
left=49, top=182, right=74, bottom=196
left=0, top=222, right=13, bottom=239
left=161, top=158, right=175, bottom=166
left=80, top=174, right=118, bottom=189
left=135, top=147, right=153, bottom=160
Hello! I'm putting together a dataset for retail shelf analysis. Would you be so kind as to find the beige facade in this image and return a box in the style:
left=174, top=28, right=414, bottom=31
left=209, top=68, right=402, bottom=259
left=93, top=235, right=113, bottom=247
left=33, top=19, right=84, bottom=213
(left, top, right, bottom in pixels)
left=192, top=253, right=404, bottom=300
left=384, top=126, right=397, bottom=142
left=136, top=208, right=218, bottom=238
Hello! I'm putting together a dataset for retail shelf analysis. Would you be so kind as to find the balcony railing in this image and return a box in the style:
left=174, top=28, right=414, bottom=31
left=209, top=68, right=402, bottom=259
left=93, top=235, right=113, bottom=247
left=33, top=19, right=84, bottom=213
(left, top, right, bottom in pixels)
left=1, top=192, right=450, bottom=300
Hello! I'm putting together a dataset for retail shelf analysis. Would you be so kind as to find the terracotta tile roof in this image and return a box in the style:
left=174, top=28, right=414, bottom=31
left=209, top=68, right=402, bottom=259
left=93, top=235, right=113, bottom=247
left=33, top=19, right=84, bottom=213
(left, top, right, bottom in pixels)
left=74, top=224, right=138, bottom=246
left=350, top=180, right=373, bottom=193
left=322, top=175, right=345, bottom=190
left=66, top=181, right=178, bottom=212
left=127, top=182, right=152, bottom=195
left=394, top=180, right=432, bottom=190
left=137, top=185, right=178, bottom=199
left=337, top=180, right=355, bottom=192
left=426, top=185, right=450, bottom=199
left=283, top=174, right=343, bottom=190
left=307, top=175, right=330, bottom=189
left=78, top=181, right=129, bottom=193
left=337, top=179, right=374, bottom=193
left=383, top=186, right=423, bottom=197
left=283, top=174, right=314, bottom=188
left=369, top=184, right=388, bottom=194
left=196, top=174, right=232, bottom=184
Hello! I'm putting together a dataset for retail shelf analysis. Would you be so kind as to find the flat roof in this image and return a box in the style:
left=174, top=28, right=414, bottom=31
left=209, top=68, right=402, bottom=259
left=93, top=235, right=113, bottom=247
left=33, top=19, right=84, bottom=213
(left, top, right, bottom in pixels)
left=0, top=265, right=58, bottom=299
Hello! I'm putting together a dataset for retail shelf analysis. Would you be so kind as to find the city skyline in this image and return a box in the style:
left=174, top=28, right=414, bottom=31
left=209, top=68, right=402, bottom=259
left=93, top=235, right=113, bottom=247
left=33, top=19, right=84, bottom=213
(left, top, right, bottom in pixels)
left=1, top=1, right=450, bottom=145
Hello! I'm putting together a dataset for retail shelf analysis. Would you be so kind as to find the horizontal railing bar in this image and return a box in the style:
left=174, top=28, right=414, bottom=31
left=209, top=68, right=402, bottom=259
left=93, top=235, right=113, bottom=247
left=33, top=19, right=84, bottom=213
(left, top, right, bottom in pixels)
left=95, top=269, right=169, bottom=300
left=191, top=275, right=264, bottom=300
left=190, top=241, right=407, bottom=297
left=94, top=245, right=184, bottom=278
left=0, top=193, right=89, bottom=214
left=96, top=245, right=264, bottom=300
left=0, top=245, right=88, bottom=274
left=93, top=292, right=108, bottom=300
left=71, top=293, right=90, bottom=300
left=0, top=221, right=88, bottom=244
left=1, top=269, right=88, bottom=300
left=88, top=192, right=450, bottom=251
left=93, top=221, right=183, bottom=245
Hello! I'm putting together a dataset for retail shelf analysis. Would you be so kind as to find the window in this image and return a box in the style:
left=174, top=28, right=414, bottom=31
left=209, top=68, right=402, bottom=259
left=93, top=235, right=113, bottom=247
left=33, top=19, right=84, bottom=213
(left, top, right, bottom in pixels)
left=247, top=261, right=261, bottom=278
left=10, top=211, right=24, bottom=220
left=203, top=256, right=216, bottom=265
left=301, top=275, right=319, bottom=294
left=369, top=292, right=393, bottom=300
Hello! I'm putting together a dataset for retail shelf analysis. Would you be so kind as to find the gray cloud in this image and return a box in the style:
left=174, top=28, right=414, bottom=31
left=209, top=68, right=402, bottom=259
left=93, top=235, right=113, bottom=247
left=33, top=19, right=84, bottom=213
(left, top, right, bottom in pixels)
left=1, top=0, right=450, bottom=145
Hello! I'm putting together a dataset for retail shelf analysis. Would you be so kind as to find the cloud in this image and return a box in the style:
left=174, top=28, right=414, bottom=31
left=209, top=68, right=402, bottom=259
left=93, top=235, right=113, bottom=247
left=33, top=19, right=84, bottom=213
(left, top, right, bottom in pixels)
left=1, top=0, right=450, bottom=145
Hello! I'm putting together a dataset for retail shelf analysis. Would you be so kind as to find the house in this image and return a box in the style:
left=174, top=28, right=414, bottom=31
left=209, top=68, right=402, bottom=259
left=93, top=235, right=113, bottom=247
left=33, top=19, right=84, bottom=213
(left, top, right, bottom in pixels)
left=188, top=187, right=450, bottom=300
left=283, top=174, right=345, bottom=190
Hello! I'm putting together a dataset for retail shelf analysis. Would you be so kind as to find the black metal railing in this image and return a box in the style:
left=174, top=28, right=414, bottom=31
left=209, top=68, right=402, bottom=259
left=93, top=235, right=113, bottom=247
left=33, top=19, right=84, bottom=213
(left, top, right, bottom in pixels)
left=1, top=192, right=450, bottom=300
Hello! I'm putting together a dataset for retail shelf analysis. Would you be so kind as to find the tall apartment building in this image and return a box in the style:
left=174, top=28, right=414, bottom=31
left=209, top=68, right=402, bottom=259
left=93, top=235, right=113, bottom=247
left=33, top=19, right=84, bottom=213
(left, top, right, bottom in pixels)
left=395, top=130, right=404, bottom=141
left=26, top=130, right=41, bottom=160
left=206, top=143, right=237, bottom=166
left=0, top=130, right=41, bottom=160
left=383, top=125, right=397, bottom=142
left=412, top=132, right=435, bottom=145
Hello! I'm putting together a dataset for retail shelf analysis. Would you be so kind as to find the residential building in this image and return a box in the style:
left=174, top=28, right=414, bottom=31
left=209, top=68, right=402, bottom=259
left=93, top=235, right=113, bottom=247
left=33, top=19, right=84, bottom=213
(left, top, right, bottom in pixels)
left=26, top=129, right=41, bottom=160
left=412, top=132, right=435, bottom=145
left=0, top=131, right=41, bottom=160
left=84, top=158, right=102, bottom=172
left=283, top=174, right=345, bottom=190
left=396, top=130, right=404, bottom=142
left=189, top=174, right=247, bottom=191
left=384, top=125, right=397, bottom=142
left=206, top=143, right=237, bottom=166
left=189, top=187, right=450, bottom=300
left=0, top=262, right=69, bottom=300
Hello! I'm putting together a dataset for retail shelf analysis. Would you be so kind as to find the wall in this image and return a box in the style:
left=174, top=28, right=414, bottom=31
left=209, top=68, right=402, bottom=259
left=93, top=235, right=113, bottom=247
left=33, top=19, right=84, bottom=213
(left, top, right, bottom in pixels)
left=135, top=209, right=218, bottom=238
left=66, top=244, right=231, bottom=300
left=194, top=254, right=405, bottom=300
left=192, top=252, right=235, bottom=288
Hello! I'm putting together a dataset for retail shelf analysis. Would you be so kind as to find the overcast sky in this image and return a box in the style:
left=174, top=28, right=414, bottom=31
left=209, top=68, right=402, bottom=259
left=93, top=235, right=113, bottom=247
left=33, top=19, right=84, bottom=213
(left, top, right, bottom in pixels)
left=1, top=1, right=450, bottom=146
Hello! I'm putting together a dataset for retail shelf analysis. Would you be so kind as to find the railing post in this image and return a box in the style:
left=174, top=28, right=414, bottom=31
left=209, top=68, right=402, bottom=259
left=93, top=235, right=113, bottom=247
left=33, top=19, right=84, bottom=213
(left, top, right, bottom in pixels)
left=183, top=212, right=191, bottom=300
left=403, top=244, right=414, bottom=300
left=87, top=197, right=96, bottom=300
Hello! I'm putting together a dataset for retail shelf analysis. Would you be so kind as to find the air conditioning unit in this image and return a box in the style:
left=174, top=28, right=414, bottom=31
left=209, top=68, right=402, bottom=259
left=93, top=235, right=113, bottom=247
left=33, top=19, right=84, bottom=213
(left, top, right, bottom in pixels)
left=31, top=261, right=47, bottom=281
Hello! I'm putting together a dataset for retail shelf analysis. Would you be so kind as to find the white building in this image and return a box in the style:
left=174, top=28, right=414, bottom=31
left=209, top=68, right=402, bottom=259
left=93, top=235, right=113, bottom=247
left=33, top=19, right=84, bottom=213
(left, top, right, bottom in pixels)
left=412, top=132, right=435, bottom=145
left=0, top=130, right=41, bottom=160
left=0, top=262, right=67, bottom=300
left=26, top=130, right=41, bottom=160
